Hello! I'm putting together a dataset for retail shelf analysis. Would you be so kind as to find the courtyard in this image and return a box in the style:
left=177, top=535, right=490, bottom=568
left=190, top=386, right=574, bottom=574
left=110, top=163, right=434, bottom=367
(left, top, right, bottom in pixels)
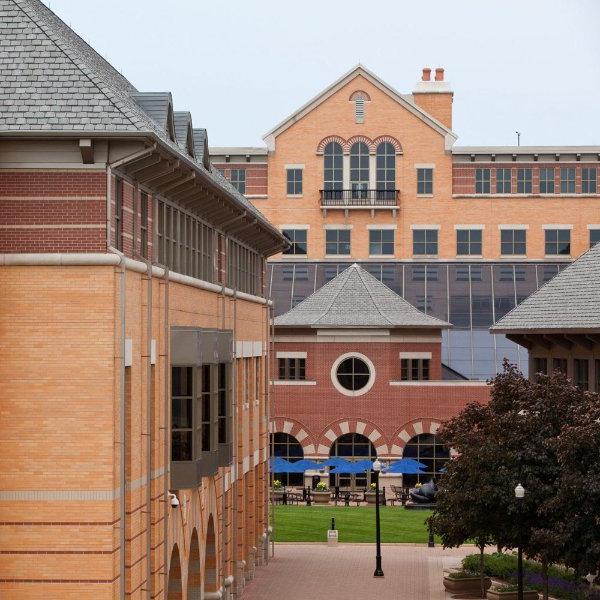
left=243, top=543, right=471, bottom=600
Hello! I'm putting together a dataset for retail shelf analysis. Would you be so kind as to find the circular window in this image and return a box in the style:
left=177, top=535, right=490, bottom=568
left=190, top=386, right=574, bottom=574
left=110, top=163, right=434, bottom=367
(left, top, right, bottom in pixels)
left=331, top=353, right=375, bottom=397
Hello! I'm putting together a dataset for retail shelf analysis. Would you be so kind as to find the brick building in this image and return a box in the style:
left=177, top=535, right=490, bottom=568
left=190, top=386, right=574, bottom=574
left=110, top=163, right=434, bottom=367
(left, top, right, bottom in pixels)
left=270, top=263, right=489, bottom=489
left=211, top=65, right=600, bottom=380
left=0, top=1, right=287, bottom=599
left=492, top=242, right=600, bottom=390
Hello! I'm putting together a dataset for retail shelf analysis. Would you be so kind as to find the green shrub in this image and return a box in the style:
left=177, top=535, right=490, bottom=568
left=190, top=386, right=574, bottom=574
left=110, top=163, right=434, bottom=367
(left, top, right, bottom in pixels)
left=447, top=570, right=480, bottom=580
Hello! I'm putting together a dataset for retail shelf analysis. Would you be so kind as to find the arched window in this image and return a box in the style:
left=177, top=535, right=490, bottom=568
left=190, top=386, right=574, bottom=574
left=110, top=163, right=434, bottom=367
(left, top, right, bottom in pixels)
left=271, top=432, right=304, bottom=487
left=329, top=433, right=376, bottom=490
left=376, top=142, right=396, bottom=200
left=402, top=433, right=450, bottom=486
left=350, top=142, right=369, bottom=199
left=323, top=141, right=343, bottom=200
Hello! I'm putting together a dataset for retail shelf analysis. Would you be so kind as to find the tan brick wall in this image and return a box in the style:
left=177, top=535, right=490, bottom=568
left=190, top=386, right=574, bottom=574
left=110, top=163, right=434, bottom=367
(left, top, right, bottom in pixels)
left=0, top=265, right=270, bottom=599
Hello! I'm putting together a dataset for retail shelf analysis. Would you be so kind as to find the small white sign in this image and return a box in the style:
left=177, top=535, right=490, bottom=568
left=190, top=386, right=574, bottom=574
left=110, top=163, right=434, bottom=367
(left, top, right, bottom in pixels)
left=327, top=530, right=339, bottom=546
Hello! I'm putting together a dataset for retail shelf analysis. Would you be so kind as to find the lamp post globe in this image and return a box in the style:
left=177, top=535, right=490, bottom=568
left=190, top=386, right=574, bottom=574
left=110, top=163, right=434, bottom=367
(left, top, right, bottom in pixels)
left=373, top=458, right=384, bottom=577
left=515, top=483, right=525, bottom=499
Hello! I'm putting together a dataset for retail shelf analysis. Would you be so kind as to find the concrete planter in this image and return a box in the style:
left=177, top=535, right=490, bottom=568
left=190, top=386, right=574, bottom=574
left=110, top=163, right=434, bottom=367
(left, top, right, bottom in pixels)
left=486, top=588, right=539, bottom=600
left=365, top=492, right=377, bottom=505
left=443, top=575, right=492, bottom=596
left=311, top=491, right=331, bottom=504
left=272, top=490, right=285, bottom=503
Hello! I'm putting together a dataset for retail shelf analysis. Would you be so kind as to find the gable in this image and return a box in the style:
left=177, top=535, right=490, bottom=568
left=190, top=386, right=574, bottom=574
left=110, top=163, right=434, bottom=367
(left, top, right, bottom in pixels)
left=263, top=65, right=457, bottom=151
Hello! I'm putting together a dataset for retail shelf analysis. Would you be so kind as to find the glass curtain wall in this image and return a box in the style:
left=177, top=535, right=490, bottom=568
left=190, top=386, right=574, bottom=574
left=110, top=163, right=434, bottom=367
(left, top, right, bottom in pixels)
left=268, top=262, right=567, bottom=380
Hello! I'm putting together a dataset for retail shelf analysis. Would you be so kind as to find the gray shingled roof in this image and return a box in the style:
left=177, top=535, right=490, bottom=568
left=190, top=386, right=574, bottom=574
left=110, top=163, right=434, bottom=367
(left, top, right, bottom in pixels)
left=274, top=264, right=451, bottom=329
left=0, top=0, right=282, bottom=241
left=173, top=111, right=194, bottom=155
left=491, top=243, right=600, bottom=333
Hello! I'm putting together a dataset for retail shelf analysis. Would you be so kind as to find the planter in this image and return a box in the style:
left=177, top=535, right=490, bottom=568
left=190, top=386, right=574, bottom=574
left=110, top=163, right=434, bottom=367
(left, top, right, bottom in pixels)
left=443, top=575, right=492, bottom=595
left=486, top=588, right=539, bottom=600
left=311, top=491, right=331, bottom=504
left=365, top=492, right=377, bottom=505
left=271, top=490, right=285, bottom=503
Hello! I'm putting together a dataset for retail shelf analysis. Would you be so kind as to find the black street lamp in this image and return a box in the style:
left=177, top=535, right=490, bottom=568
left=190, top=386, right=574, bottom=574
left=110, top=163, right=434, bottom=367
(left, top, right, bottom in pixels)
left=515, top=483, right=525, bottom=600
left=373, top=459, right=384, bottom=577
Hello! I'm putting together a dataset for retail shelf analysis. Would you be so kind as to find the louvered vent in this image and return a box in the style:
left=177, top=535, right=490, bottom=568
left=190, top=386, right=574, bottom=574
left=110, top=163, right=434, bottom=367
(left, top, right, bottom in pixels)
left=355, top=96, right=365, bottom=123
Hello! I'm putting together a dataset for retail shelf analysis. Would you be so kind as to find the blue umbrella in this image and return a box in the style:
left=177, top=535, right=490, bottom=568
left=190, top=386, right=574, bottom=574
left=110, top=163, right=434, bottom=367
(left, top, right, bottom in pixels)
left=321, top=457, right=351, bottom=468
left=286, top=459, right=321, bottom=473
left=386, top=458, right=427, bottom=474
left=330, top=460, right=372, bottom=474
left=270, top=457, right=292, bottom=472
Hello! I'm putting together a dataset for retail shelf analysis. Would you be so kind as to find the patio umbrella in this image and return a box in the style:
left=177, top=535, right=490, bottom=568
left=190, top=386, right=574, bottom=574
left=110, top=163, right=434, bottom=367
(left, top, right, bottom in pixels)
left=269, top=457, right=293, bottom=472
left=321, top=457, right=352, bottom=468
left=386, top=458, right=427, bottom=474
left=330, top=461, right=372, bottom=474
left=286, top=459, right=321, bottom=473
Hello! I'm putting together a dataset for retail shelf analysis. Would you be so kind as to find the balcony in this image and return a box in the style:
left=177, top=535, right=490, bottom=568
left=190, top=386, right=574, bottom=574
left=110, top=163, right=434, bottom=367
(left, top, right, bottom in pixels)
left=320, top=189, right=400, bottom=215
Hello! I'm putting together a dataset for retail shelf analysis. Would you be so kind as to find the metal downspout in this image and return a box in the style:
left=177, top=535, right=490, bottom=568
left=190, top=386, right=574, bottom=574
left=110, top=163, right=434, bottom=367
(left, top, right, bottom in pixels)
left=264, top=269, right=271, bottom=566
left=163, top=267, right=170, bottom=599
left=145, top=259, right=153, bottom=599
left=269, top=300, right=275, bottom=559
left=231, top=248, right=239, bottom=598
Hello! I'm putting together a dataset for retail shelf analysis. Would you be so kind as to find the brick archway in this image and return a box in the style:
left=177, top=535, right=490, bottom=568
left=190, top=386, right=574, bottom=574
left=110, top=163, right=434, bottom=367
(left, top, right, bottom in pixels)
left=317, top=419, right=388, bottom=457
left=347, top=135, right=376, bottom=155
left=316, top=135, right=347, bottom=155
left=270, top=418, right=317, bottom=456
left=390, top=419, right=443, bottom=456
left=373, top=135, right=403, bottom=154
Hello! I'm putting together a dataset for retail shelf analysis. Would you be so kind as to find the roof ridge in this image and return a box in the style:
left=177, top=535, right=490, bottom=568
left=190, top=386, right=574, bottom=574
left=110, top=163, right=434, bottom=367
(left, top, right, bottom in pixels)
left=354, top=267, right=395, bottom=326
left=14, top=0, right=140, bottom=129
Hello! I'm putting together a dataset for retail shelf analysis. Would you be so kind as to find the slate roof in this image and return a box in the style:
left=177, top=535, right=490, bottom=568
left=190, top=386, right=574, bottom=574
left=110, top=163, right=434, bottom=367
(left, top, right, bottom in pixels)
left=491, top=242, right=600, bottom=333
left=274, top=264, right=451, bottom=329
left=0, top=0, right=282, bottom=242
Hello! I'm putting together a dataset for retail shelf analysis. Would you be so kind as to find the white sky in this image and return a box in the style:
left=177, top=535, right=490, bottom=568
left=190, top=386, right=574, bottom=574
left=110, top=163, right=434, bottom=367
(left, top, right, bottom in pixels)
left=43, top=0, right=600, bottom=148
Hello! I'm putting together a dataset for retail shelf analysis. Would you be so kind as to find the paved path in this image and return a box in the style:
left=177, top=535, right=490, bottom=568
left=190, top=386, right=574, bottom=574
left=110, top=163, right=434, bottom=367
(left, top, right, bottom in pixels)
left=243, top=543, right=474, bottom=600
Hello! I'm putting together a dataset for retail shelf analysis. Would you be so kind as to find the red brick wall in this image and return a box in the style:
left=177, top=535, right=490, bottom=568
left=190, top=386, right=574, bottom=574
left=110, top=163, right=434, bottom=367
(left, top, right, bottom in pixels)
left=213, top=163, right=268, bottom=196
left=453, top=162, right=597, bottom=195
left=272, top=339, right=490, bottom=455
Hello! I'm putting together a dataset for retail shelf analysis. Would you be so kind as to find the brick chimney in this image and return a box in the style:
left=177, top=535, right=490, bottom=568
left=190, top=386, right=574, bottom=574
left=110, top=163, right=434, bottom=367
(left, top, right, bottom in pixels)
left=412, top=66, right=453, bottom=130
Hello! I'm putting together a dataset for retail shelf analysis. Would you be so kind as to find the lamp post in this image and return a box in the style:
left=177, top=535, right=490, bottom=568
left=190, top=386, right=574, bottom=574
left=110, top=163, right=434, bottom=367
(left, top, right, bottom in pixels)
left=515, top=483, right=525, bottom=600
left=373, top=459, right=384, bottom=577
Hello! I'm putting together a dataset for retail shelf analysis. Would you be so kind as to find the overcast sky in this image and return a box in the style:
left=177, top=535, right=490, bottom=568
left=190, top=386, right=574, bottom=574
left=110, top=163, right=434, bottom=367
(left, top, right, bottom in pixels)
left=43, top=0, right=600, bottom=148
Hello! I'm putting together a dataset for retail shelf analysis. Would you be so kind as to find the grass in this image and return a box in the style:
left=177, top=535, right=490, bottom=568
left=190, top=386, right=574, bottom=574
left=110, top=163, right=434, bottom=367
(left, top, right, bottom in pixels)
left=272, top=505, right=436, bottom=543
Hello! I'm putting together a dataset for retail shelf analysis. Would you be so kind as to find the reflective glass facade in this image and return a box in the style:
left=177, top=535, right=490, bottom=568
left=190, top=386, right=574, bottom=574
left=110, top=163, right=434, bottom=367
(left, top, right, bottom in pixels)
left=268, top=261, right=567, bottom=380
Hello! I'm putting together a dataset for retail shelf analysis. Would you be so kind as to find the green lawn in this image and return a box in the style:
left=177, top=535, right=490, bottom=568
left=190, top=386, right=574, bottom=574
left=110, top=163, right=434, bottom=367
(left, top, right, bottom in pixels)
left=272, top=505, right=436, bottom=543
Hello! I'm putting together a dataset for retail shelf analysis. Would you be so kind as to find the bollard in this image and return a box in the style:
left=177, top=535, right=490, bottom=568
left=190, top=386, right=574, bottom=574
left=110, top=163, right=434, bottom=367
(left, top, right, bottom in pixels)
left=428, top=522, right=435, bottom=548
left=327, top=516, right=338, bottom=547
left=331, top=517, right=335, bottom=531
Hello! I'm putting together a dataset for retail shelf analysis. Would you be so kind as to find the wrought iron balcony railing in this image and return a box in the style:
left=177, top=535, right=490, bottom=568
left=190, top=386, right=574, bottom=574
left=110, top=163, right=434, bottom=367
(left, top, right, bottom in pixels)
left=320, top=189, right=399, bottom=207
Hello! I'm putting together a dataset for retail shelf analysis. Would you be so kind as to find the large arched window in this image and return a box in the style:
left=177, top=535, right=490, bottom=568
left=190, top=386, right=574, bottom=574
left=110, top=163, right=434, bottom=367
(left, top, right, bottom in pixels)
left=376, top=142, right=396, bottom=200
left=402, top=433, right=450, bottom=486
left=271, top=432, right=304, bottom=487
left=323, top=141, right=343, bottom=199
left=350, top=142, right=369, bottom=199
left=329, top=433, right=377, bottom=490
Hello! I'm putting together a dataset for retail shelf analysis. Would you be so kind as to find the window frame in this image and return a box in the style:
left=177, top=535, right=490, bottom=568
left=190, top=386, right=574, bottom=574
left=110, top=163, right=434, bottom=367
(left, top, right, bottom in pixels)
left=325, top=228, right=351, bottom=256
left=369, top=228, right=395, bottom=256
left=475, top=168, right=491, bottom=194
left=560, top=167, right=576, bottom=194
left=590, top=229, right=600, bottom=248
left=582, top=167, right=597, bottom=194
left=115, top=177, right=124, bottom=251
left=282, top=228, right=308, bottom=256
left=496, top=168, right=512, bottom=194
left=376, top=142, right=396, bottom=194
left=278, top=357, right=306, bottom=381
left=412, top=228, right=438, bottom=256
left=544, top=228, right=571, bottom=256
left=456, top=228, right=483, bottom=256
left=500, top=229, right=527, bottom=256
left=417, top=168, right=433, bottom=195
left=517, top=168, right=532, bottom=194
left=286, top=168, right=303, bottom=196
left=539, top=167, right=555, bottom=194
left=330, top=352, right=375, bottom=397
left=230, top=168, right=246, bottom=194
left=400, top=358, right=430, bottom=381
left=323, top=141, right=343, bottom=193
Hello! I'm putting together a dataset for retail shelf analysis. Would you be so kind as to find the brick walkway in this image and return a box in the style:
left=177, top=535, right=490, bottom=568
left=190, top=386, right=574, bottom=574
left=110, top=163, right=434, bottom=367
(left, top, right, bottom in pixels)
left=243, top=543, right=475, bottom=600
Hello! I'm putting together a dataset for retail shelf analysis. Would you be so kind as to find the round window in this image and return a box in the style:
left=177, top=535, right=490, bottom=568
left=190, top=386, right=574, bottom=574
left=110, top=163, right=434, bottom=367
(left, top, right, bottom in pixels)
left=331, top=353, right=375, bottom=397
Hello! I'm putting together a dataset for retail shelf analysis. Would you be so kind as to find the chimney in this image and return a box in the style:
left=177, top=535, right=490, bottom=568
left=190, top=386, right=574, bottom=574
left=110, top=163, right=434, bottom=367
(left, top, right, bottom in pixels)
left=412, top=66, right=453, bottom=130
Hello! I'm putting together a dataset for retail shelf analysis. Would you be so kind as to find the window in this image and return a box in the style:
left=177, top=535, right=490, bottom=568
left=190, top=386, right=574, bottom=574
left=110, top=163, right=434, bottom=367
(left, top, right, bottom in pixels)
left=590, top=229, right=600, bottom=248
left=282, top=229, right=307, bottom=255
left=496, top=169, right=511, bottom=194
left=172, top=367, right=193, bottom=461
left=336, top=357, right=370, bottom=391
left=331, top=353, right=374, bottom=396
left=115, top=178, right=124, bottom=251
left=517, top=168, right=532, bottom=193
left=278, top=357, right=306, bottom=381
left=582, top=167, right=597, bottom=194
left=329, top=433, right=376, bottom=490
left=324, top=141, right=343, bottom=195
left=456, top=266, right=482, bottom=282
left=286, top=168, right=303, bottom=195
left=412, top=266, right=438, bottom=282
left=230, top=169, right=246, bottom=194
left=496, top=168, right=511, bottom=194
left=227, top=240, right=263, bottom=296
left=552, top=358, right=568, bottom=375
left=369, top=229, right=394, bottom=255
left=475, top=168, right=490, bottom=194
left=500, top=229, right=526, bottom=255
left=401, top=358, right=430, bottom=381
left=376, top=142, right=396, bottom=198
left=350, top=142, right=369, bottom=198
left=533, top=357, right=548, bottom=381
left=574, top=359, right=589, bottom=390
left=417, top=168, right=433, bottom=195
left=413, top=229, right=438, bottom=256
left=456, top=229, right=482, bottom=256
left=326, top=229, right=351, bottom=255
left=560, top=167, right=575, bottom=194
left=218, top=364, right=228, bottom=444
left=271, top=432, right=304, bottom=487
left=539, top=168, right=555, bottom=193
left=140, top=191, right=149, bottom=259
left=403, top=434, right=450, bottom=486
left=499, top=266, right=525, bottom=282
left=545, top=229, right=570, bottom=255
